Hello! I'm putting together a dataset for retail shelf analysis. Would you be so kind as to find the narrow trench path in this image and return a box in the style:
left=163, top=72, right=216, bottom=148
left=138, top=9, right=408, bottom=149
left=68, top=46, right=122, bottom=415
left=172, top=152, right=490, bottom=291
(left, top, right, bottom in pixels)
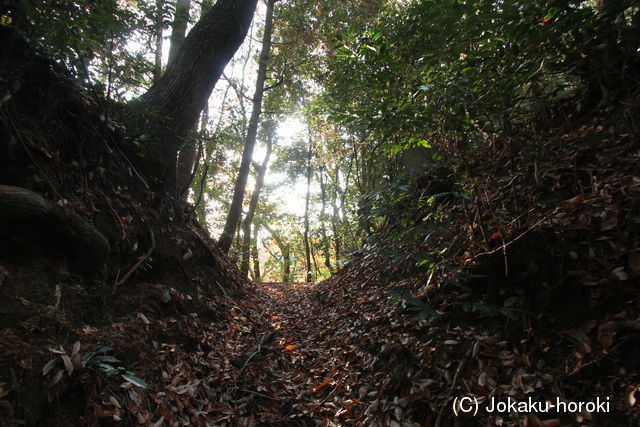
left=212, top=281, right=368, bottom=425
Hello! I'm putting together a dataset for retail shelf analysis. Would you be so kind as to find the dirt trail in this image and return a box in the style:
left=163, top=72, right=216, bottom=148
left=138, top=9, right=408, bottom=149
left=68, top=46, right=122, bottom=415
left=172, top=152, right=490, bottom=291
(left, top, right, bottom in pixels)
left=214, top=282, right=360, bottom=425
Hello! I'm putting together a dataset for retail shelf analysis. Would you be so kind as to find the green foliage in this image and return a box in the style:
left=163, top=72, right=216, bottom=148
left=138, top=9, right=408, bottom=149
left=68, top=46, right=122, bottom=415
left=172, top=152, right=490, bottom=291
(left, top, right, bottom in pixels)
left=325, top=0, right=640, bottom=157
left=3, top=0, right=162, bottom=95
left=271, top=137, right=310, bottom=181
left=43, top=343, right=148, bottom=389
left=452, top=297, right=529, bottom=322
left=83, top=345, right=149, bottom=388
left=386, top=288, right=440, bottom=321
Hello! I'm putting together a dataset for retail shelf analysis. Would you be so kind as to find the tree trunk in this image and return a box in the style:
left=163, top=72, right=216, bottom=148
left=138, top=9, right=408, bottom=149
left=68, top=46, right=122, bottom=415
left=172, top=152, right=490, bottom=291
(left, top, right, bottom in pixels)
left=310, top=235, right=320, bottom=277
left=176, top=142, right=197, bottom=197
left=282, top=243, right=290, bottom=282
left=251, top=223, right=261, bottom=281
left=240, top=132, right=273, bottom=274
left=194, top=84, right=230, bottom=218
left=330, top=165, right=341, bottom=263
left=201, top=0, right=214, bottom=15
left=303, top=132, right=313, bottom=283
left=136, top=0, right=258, bottom=187
left=319, top=166, right=333, bottom=274
left=153, top=0, right=164, bottom=82
left=168, top=0, right=191, bottom=66
left=262, top=221, right=290, bottom=282
left=218, top=0, right=275, bottom=253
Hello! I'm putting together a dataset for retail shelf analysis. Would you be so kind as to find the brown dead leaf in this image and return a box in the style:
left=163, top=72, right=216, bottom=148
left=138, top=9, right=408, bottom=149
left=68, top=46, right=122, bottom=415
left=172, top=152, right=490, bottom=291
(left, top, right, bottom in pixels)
left=312, top=379, right=331, bottom=393
left=93, top=404, right=117, bottom=418
left=601, top=215, right=618, bottom=231
left=560, top=329, right=591, bottom=354
left=138, top=312, right=150, bottom=325
left=61, top=354, right=74, bottom=375
left=42, top=359, right=57, bottom=376
left=611, top=267, right=629, bottom=281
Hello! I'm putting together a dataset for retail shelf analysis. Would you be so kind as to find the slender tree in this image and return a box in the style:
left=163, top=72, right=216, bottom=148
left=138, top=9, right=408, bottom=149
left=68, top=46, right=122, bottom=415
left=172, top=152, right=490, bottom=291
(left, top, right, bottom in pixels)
left=318, top=165, right=333, bottom=273
left=251, top=224, right=261, bottom=281
left=167, top=0, right=191, bottom=66
left=218, top=0, right=276, bottom=253
left=262, top=221, right=290, bottom=282
left=153, top=0, right=164, bottom=82
left=240, top=129, right=274, bottom=275
left=303, top=130, right=313, bottom=283
left=330, top=165, right=341, bottom=262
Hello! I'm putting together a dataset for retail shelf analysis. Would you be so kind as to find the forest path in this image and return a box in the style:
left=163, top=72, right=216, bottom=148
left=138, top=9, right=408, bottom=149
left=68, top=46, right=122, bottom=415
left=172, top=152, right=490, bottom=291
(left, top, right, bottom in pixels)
left=211, top=281, right=364, bottom=425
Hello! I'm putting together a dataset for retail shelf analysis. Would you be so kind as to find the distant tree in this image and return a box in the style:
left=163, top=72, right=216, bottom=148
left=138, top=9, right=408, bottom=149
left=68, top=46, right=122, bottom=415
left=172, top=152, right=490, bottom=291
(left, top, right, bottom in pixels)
left=303, top=130, right=313, bottom=282
left=240, top=124, right=274, bottom=275
left=167, top=0, right=191, bottom=66
left=219, top=0, right=276, bottom=252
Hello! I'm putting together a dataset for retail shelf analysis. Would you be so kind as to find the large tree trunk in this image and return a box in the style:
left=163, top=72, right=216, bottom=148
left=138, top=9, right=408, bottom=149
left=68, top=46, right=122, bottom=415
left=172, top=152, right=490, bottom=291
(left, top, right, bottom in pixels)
left=303, top=132, right=313, bottom=283
left=218, top=0, right=275, bottom=253
left=176, top=99, right=208, bottom=199
left=168, top=0, right=193, bottom=194
left=136, top=0, right=258, bottom=188
left=167, top=0, right=191, bottom=66
left=240, top=133, right=273, bottom=275
left=201, top=0, right=214, bottom=14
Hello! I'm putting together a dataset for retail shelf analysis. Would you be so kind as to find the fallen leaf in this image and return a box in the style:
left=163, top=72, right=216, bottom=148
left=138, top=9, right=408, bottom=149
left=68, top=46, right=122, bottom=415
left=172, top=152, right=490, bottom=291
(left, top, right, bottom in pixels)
left=312, top=379, right=331, bottom=393
left=138, top=312, right=150, bottom=325
left=42, top=359, right=57, bottom=376
left=612, top=267, right=628, bottom=281
left=72, top=341, right=81, bottom=356
left=601, top=216, right=618, bottom=231
left=61, top=354, right=74, bottom=375
left=0, top=383, right=10, bottom=398
left=52, top=369, right=64, bottom=384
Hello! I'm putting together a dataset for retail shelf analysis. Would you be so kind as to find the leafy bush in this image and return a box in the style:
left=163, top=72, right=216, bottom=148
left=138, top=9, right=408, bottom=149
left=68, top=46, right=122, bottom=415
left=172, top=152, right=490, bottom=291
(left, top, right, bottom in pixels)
left=43, top=342, right=148, bottom=389
left=326, top=0, right=640, bottom=158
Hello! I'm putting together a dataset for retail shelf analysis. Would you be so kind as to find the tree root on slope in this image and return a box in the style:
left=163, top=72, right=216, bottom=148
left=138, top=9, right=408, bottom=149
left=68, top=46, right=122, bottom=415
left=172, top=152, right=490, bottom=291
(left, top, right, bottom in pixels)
left=0, top=185, right=109, bottom=275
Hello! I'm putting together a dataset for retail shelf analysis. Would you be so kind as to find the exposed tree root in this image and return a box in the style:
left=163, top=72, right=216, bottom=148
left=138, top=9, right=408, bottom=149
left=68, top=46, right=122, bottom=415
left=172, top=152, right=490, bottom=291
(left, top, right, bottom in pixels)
left=0, top=185, right=109, bottom=275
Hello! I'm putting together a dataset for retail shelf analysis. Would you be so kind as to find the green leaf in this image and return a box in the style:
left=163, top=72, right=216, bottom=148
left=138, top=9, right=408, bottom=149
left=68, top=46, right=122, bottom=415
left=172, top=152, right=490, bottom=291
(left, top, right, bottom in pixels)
left=402, top=294, right=424, bottom=307
left=415, top=139, right=431, bottom=148
left=96, top=346, right=113, bottom=354
left=121, top=374, right=148, bottom=388
left=500, top=307, right=517, bottom=321
left=504, top=296, right=518, bottom=307
left=96, top=363, right=116, bottom=373
left=96, top=355, right=121, bottom=363
left=543, top=9, right=559, bottom=20
left=161, top=288, right=171, bottom=303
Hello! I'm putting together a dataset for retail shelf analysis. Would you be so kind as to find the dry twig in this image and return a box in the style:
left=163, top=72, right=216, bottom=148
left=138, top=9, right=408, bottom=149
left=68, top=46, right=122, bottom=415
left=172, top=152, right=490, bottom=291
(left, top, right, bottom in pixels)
left=113, top=225, right=155, bottom=293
